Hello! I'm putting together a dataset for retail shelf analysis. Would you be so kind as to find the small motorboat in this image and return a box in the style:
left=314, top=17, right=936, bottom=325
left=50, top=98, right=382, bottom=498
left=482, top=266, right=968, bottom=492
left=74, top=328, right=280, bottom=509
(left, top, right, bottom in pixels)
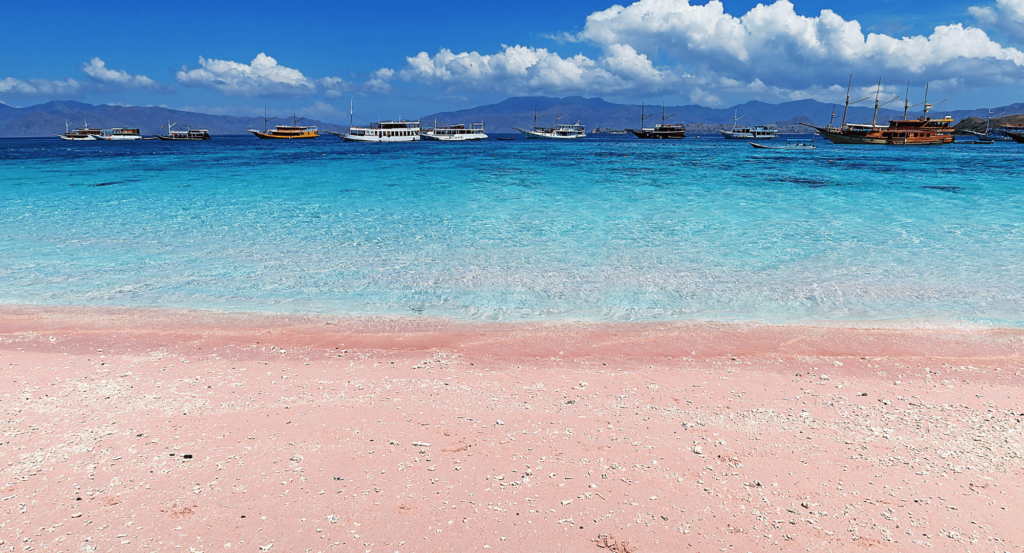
left=496, top=137, right=515, bottom=141
left=750, top=138, right=815, bottom=150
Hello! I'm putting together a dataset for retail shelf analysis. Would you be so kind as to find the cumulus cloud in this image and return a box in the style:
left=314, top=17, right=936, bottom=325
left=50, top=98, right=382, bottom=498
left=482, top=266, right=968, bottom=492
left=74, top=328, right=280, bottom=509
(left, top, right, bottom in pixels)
left=80, top=58, right=167, bottom=91
left=176, top=53, right=316, bottom=96
left=320, top=76, right=355, bottom=98
left=970, top=0, right=1024, bottom=44
left=385, top=0, right=1024, bottom=103
left=0, top=77, right=81, bottom=97
left=577, top=0, right=1024, bottom=89
left=396, top=43, right=677, bottom=95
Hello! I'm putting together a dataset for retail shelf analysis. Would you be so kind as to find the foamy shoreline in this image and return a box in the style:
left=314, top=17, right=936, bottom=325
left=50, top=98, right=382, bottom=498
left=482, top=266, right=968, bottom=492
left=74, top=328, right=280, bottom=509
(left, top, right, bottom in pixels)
left=1, top=305, right=1021, bottom=551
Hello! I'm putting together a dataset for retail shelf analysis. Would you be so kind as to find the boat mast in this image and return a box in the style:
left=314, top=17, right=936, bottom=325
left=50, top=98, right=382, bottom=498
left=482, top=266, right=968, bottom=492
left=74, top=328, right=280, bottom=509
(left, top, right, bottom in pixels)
left=350, top=97, right=354, bottom=130
left=903, top=82, right=910, bottom=120
left=871, top=79, right=882, bottom=128
left=922, top=83, right=930, bottom=119
left=262, top=108, right=277, bottom=133
left=640, top=102, right=653, bottom=130
left=841, top=76, right=852, bottom=129
left=839, top=76, right=871, bottom=129
left=661, top=101, right=675, bottom=126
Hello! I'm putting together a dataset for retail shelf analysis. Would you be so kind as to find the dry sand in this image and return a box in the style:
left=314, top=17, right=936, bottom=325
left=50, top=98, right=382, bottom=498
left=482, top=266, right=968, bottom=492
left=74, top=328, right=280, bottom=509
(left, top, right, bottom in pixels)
left=1, top=306, right=1022, bottom=552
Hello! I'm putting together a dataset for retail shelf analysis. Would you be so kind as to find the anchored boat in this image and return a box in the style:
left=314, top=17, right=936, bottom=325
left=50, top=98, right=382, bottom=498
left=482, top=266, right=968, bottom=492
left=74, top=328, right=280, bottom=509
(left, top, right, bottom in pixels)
left=719, top=110, right=777, bottom=140
left=513, top=107, right=585, bottom=139
left=421, top=121, right=487, bottom=141
left=340, top=99, right=421, bottom=142
left=248, top=110, right=319, bottom=139
left=345, top=120, right=421, bottom=143
left=1002, top=125, right=1024, bottom=143
left=57, top=120, right=103, bottom=141
left=630, top=102, right=686, bottom=139
left=158, top=121, right=210, bottom=141
left=810, top=79, right=954, bottom=146
left=93, top=127, right=143, bottom=141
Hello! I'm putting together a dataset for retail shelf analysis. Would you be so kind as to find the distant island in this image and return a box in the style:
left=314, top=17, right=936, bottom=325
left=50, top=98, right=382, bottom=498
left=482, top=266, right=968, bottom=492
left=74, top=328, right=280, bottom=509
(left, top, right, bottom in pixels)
left=2, top=96, right=1022, bottom=138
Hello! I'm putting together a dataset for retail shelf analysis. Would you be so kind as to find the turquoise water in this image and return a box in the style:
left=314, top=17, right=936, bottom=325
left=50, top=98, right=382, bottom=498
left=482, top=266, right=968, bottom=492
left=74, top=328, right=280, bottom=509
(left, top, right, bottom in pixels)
left=1, top=135, right=1022, bottom=325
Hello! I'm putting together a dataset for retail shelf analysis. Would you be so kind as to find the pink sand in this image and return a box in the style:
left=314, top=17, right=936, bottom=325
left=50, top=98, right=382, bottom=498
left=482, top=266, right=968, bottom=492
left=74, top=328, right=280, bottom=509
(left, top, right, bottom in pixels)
left=1, top=306, right=1022, bottom=552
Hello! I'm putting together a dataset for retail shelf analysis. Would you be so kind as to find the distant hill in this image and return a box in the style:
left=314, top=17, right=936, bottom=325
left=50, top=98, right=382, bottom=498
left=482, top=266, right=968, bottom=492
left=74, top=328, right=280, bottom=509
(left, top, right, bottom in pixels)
left=0, top=101, right=346, bottom=137
left=419, top=96, right=1024, bottom=133
left=955, top=114, right=1024, bottom=134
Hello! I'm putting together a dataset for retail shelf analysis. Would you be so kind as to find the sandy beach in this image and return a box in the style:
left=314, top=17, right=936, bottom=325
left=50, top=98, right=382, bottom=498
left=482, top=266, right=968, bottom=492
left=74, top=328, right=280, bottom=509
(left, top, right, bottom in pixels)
left=1, top=306, right=1022, bottom=552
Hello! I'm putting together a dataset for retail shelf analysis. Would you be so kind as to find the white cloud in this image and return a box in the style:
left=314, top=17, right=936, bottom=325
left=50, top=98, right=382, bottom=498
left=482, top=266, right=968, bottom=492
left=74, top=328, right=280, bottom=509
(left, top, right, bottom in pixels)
left=970, top=0, right=1024, bottom=44
left=320, top=76, right=354, bottom=98
left=0, top=76, right=81, bottom=97
left=80, top=58, right=166, bottom=91
left=381, top=0, right=1024, bottom=104
left=577, top=0, right=1024, bottom=89
left=396, top=43, right=676, bottom=95
left=176, top=53, right=316, bottom=96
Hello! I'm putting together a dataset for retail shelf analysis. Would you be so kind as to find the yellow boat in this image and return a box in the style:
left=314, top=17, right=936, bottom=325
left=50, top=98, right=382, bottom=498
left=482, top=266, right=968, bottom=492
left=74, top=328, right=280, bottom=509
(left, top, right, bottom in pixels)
left=247, top=111, right=319, bottom=139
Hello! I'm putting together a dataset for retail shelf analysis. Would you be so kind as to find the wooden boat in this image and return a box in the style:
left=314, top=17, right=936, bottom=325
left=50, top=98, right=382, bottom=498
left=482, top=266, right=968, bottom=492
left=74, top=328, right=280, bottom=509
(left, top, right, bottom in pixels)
left=629, top=102, right=685, bottom=139
left=57, top=120, right=102, bottom=141
left=809, top=80, right=954, bottom=146
left=1002, top=125, right=1024, bottom=143
left=248, top=110, right=319, bottom=139
left=749, top=139, right=815, bottom=150
left=157, top=121, right=210, bottom=141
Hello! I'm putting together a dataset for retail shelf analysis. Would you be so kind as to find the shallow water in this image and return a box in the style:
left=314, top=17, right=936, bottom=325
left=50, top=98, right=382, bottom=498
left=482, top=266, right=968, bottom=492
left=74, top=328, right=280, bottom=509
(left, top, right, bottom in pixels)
left=2, top=134, right=1022, bottom=325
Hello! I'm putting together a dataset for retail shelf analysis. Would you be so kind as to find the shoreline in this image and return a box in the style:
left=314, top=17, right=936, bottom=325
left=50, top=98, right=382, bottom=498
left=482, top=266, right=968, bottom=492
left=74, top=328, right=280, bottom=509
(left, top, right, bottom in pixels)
left=2, top=304, right=1022, bottom=551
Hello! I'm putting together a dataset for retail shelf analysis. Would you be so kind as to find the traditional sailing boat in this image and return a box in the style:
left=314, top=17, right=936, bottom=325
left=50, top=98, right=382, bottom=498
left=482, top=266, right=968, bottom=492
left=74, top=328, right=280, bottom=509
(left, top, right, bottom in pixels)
left=809, top=78, right=954, bottom=146
left=513, top=107, right=585, bottom=139
left=248, top=109, right=319, bottom=139
left=629, top=102, right=686, bottom=139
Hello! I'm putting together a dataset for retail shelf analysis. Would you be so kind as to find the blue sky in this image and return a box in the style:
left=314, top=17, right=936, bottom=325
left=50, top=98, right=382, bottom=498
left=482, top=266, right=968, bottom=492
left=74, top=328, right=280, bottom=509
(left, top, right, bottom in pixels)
left=2, top=0, right=1023, bottom=122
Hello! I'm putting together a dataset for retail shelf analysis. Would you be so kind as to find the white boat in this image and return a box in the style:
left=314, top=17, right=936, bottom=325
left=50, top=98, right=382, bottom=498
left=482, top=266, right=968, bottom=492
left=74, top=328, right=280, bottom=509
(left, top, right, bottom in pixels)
left=339, top=98, right=421, bottom=143
left=421, top=121, right=487, bottom=141
left=57, top=120, right=102, bottom=141
left=750, top=138, right=816, bottom=150
left=513, top=108, right=585, bottom=139
left=93, top=127, right=143, bottom=141
left=719, top=110, right=777, bottom=140
left=345, top=120, right=421, bottom=142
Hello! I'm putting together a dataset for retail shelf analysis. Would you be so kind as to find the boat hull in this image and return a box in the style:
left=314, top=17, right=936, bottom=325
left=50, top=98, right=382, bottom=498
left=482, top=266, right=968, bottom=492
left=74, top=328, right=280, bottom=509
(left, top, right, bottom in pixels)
left=1006, top=131, right=1024, bottom=144
left=514, top=128, right=584, bottom=139
left=248, top=130, right=319, bottom=139
left=817, top=129, right=888, bottom=145
left=749, top=142, right=815, bottom=150
left=157, top=135, right=211, bottom=141
left=58, top=135, right=98, bottom=141
left=720, top=130, right=774, bottom=140
left=630, top=129, right=685, bottom=139
left=94, top=135, right=143, bottom=141
left=342, top=134, right=419, bottom=143
left=420, top=133, right=487, bottom=141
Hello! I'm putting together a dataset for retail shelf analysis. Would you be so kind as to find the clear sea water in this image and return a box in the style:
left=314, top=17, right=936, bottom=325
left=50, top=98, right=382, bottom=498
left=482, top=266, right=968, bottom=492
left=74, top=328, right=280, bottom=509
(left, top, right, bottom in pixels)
left=1, top=134, right=1022, bottom=326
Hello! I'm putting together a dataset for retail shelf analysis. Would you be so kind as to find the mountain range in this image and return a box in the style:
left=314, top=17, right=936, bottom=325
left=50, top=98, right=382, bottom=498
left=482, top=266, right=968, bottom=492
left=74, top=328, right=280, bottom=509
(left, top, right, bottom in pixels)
left=1, top=97, right=1023, bottom=137
left=0, top=101, right=345, bottom=138
left=419, top=96, right=1024, bottom=133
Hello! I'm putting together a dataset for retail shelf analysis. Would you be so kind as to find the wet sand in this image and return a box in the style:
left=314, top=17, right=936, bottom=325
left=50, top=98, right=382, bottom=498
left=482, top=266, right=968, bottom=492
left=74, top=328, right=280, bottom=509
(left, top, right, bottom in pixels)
left=1, top=306, right=1022, bottom=552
